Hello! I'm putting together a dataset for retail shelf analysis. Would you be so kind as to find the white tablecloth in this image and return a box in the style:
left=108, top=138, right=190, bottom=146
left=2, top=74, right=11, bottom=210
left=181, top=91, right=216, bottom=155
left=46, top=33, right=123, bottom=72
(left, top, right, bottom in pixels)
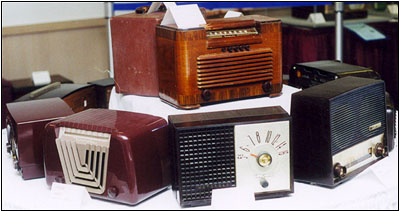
left=2, top=85, right=398, bottom=210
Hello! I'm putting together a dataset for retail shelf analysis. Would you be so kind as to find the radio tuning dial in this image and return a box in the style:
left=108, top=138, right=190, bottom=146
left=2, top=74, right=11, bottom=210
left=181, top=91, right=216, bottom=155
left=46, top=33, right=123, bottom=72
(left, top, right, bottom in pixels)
left=258, top=153, right=272, bottom=167
left=235, top=121, right=290, bottom=195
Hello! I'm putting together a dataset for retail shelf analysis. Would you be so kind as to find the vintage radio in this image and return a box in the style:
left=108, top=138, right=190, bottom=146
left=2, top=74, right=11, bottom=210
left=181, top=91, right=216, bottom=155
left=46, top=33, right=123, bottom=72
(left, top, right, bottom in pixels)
left=5, top=98, right=74, bottom=179
left=157, top=15, right=282, bottom=109
left=289, top=60, right=396, bottom=152
left=88, top=78, right=115, bottom=108
left=15, top=83, right=96, bottom=113
left=111, top=11, right=165, bottom=96
left=43, top=109, right=171, bottom=205
left=288, top=60, right=380, bottom=89
left=291, top=76, right=388, bottom=187
left=168, top=106, right=293, bottom=207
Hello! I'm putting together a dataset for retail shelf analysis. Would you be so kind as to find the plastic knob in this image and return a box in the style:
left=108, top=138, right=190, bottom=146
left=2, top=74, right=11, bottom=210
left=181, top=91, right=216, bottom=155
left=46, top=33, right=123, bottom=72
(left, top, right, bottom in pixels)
left=333, top=163, right=346, bottom=178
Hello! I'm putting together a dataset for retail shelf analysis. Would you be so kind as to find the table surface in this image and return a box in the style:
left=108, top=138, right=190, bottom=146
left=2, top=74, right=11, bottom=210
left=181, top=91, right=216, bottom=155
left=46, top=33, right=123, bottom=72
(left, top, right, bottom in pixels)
left=2, top=85, right=398, bottom=210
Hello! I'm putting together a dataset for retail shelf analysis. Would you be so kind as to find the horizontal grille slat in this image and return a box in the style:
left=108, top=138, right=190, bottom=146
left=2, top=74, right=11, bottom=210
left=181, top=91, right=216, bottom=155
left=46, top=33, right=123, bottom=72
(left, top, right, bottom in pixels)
left=198, top=57, right=272, bottom=69
left=199, top=76, right=273, bottom=89
left=198, top=65, right=273, bottom=77
left=197, top=61, right=272, bottom=74
left=197, top=53, right=271, bottom=65
left=197, top=48, right=269, bottom=60
left=197, top=48, right=274, bottom=89
left=199, top=73, right=273, bottom=85
left=330, top=83, right=385, bottom=155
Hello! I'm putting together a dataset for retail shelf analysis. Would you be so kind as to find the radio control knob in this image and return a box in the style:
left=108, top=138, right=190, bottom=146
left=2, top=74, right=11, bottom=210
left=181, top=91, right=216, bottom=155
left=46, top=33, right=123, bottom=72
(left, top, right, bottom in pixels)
left=221, top=47, right=226, bottom=52
left=201, top=89, right=212, bottom=101
left=259, top=178, right=269, bottom=188
left=107, top=186, right=119, bottom=198
left=333, top=163, right=346, bottom=178
left=233, top=46, right=239, bottom=52
left=238, top=46, right=244, bottom=51
left=262, top=82, right=272, bottom=94
left=227, top=47, right=233, bottom=53
left=258, top=153, right=272, bottom=167
left=244, top=45, right=250, bottom=51
left=14, top=160, right=21, bottom=171
left=374, top=143, right=386, bottom=157
left=6, top=143, right=11, bottom=153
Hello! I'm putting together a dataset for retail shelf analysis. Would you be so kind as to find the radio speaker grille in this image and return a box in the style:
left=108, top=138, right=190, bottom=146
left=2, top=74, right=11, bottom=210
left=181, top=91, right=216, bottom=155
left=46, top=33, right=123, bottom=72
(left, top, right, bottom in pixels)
left=197, top=48, right=273, bottom=89
left=330, top=83, right=386, bottom=155
left=176, top=126, right=236, bottom=204
left=56, top=127, right=110, bottom=194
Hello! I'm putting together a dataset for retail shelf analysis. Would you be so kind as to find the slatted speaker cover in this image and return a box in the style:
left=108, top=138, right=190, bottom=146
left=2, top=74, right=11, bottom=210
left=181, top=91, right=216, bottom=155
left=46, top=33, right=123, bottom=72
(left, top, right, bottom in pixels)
left=56, top=127, right=110, bottom=194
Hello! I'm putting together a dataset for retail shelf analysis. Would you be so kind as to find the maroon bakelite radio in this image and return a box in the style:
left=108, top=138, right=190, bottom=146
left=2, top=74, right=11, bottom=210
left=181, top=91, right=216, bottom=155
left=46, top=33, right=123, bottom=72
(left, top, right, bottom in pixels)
left=43, top=109, right=171, bottom=205
left=5, top=98, right=74, bottom=180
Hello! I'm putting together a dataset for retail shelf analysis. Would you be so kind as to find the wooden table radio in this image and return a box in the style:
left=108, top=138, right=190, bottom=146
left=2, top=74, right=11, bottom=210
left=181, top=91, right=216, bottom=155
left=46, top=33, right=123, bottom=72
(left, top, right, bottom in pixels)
left=43, top=109, right=171, bottom=205
left=156, top=15, right=282, bottom=109
left=168, top=106, right=293, bottom=207
left=291, top=76, right=388, bottom=187
left=5, top=98, right=74, bottom=179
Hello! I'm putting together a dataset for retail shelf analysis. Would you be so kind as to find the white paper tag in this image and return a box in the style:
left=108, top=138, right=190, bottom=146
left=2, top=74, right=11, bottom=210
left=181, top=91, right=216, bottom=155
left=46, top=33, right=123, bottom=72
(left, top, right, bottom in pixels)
left=147, top=2, right=162, bottom=14
left=307, top=12, right=326, bottom=24
left=224, top=11, right=243, bottom=18
left=32, top=71, right=51, bottom=86
left=147, top=2, right=176, bottom=14
left=161, top=4, right=206, bottom=29
left=387, top=4, right=398, bottom=16
left=163, top=2, right=177, bottom=10
left=49, top=182, right=91, bottom=209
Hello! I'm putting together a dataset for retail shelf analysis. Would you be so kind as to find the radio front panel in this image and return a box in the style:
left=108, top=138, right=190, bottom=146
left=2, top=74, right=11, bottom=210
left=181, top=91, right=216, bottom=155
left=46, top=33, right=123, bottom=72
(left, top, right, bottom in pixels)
left=169, top=106, right=293, bottom=207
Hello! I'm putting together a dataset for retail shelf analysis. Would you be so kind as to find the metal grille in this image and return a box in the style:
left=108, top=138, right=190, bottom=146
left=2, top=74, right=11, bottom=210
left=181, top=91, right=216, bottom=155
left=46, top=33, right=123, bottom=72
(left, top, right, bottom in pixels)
left=177, top=126, right=236, bottom=205
left=197, top=48, right=273, bottom=89
left=330, top=83, right=386, bottom=155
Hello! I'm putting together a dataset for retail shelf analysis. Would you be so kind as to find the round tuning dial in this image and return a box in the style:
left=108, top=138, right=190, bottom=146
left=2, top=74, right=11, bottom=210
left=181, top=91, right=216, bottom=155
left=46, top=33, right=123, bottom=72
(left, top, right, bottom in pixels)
left=257, top=153, right=272, bottom=167
left=333, top=163, right=346, bottom=178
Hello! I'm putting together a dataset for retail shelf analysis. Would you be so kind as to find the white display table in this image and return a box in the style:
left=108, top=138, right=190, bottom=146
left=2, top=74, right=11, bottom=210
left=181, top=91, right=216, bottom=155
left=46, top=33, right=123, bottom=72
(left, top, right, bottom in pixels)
left=2, top=85, right=398, bottom=210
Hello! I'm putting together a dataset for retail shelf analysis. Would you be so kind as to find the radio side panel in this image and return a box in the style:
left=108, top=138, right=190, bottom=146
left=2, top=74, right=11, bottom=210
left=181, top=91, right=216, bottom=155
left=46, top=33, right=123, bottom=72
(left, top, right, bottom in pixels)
left=260, top=21, right=282, bottom=96
left=291, top=94, right=334, bottom=186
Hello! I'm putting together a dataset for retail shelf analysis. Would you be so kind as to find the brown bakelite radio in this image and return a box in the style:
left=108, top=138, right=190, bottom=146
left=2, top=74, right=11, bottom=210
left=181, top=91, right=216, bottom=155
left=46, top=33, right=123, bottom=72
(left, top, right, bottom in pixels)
left=169, top=106, right=293, bottom=207
left=5, top=98, right=74, bottom=180
left=291, top=77, right=388, bottom=187
left=15, top=83, right=97, bottom=113
left=43, top=109, right=171, bottom=205
left=156, top=15, right=282, bottom=109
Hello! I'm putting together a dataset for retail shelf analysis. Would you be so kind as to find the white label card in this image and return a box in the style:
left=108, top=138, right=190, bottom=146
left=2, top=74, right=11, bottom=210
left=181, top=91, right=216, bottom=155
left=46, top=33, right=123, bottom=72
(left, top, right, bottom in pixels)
left=49, top=182, right=91, bottom=209
left=224, top=11, right=243, bottom=18
left=161, top=4, right=206, bottom=29
left=147, top=2, right=176, bottom=14
left=307, top=12, right=326, bottom=24
left=32, top=70, right=51, bottom=86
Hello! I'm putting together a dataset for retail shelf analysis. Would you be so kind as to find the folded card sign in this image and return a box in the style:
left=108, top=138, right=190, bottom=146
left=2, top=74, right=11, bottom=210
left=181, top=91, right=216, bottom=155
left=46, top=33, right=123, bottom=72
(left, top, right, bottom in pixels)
left=161, top=4, right=206, bottom=29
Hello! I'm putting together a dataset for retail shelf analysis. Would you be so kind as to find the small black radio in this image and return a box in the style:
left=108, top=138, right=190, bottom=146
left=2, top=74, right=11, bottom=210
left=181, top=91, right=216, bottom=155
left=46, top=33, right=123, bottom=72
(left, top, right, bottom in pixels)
left=168, top=106, right=293, bottom=207
left=291, top=76, right=388, bottom=187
